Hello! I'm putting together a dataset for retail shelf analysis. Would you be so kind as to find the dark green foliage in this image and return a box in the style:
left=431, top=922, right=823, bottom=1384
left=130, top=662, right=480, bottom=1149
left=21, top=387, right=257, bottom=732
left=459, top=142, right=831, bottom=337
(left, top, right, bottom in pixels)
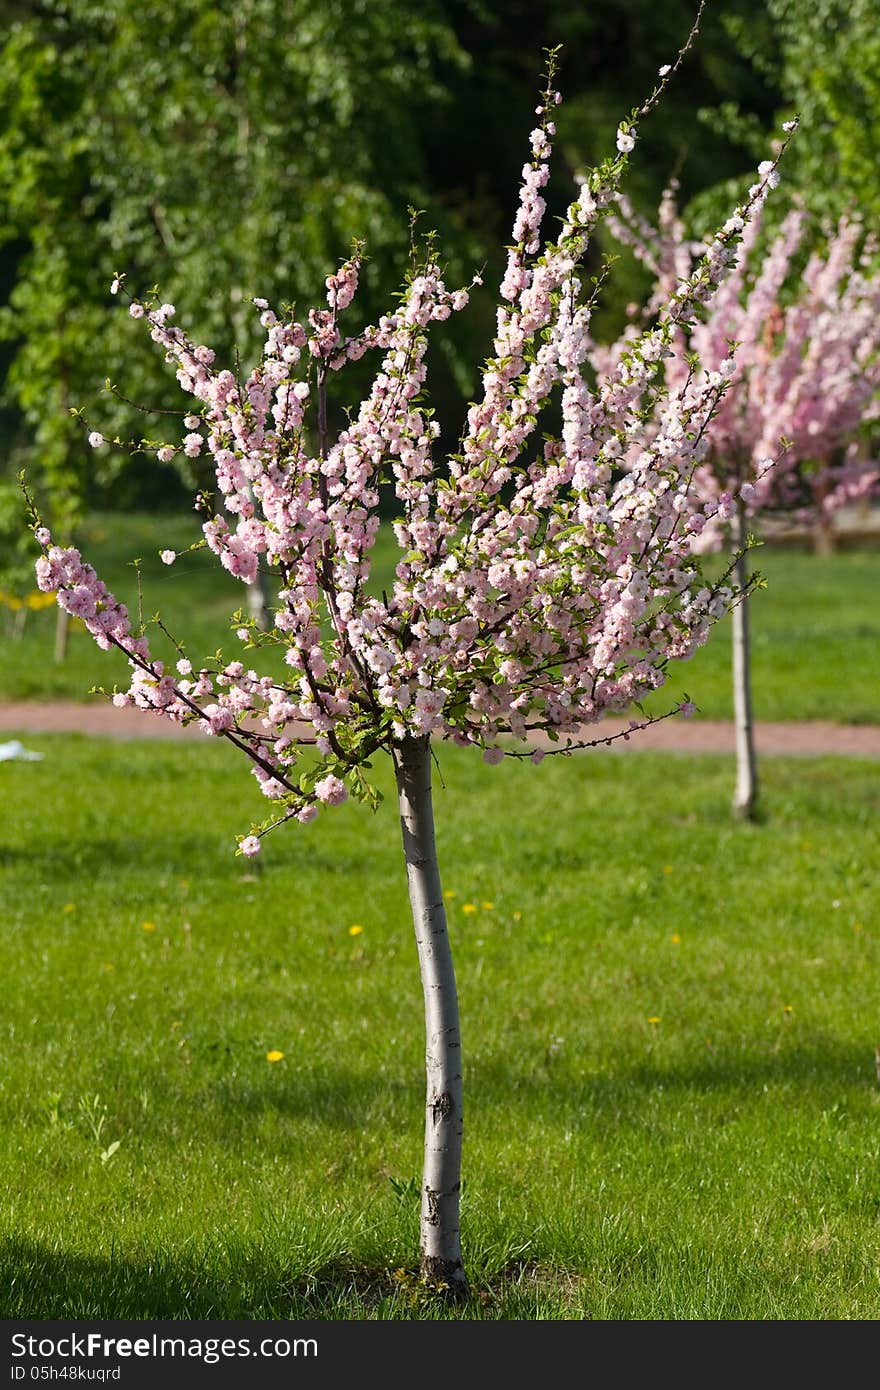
left=692, top=0, right=880, bottom=233
left=0, top=0, right=783, bottom=523
left=0, top=0, right=476, bottom=528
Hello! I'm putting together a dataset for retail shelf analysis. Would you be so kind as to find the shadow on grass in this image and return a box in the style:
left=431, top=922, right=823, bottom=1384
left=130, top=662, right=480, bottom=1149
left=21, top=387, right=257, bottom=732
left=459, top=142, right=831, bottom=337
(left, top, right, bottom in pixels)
left=0, top=836, right=378, bottom=884
left=0, top=837, right=222, bottom=880
left=192, top=1069, right=418, bottom=1133
left=0, top=1236, right=584, bottom=1320
left=467, top=1036, right=878, bottom=1122
left=122, top=1037, right=876, bottom=1153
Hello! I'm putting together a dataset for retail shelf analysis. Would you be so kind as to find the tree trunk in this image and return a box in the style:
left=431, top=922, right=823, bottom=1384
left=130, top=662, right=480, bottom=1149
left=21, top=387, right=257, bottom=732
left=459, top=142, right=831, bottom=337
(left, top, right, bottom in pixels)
left=54, top=606, right=70, bottom=664
left=246, top=569, right=271, bottom=630
left=731, top=501, right=758, bottom=820
left=393, top=735, right=468, bottom=1298
left=812, top=512, right=836, bottom=556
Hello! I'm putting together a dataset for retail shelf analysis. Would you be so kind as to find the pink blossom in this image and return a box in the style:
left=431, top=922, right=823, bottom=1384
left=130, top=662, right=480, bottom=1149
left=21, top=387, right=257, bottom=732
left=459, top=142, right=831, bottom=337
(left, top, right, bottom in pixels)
left=160, top=550, right=176, bottom=565
left=315, top=774, right=347, bottom=806
left=40, top=69, right=794, bottom=849
left=88, top=432, right=105, bottom=448
left=239, top=835, right=262, bottom=857
left=202, top=704, right=234, bottom=735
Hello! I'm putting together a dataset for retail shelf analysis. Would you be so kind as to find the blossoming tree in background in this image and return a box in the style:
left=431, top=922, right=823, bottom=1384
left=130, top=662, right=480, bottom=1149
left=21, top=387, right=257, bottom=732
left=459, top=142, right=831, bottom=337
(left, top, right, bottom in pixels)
left=592, top=186, right=880, bottom=818
left=27, top=20, right=794, bottom=1294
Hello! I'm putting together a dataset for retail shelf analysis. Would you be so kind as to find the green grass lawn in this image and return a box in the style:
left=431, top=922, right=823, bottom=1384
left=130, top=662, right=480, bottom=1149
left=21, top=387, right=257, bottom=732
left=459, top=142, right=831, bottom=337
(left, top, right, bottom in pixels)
left=1, top=735, right=879, bottom=1318
left=1, top=511, right=878, bottom=722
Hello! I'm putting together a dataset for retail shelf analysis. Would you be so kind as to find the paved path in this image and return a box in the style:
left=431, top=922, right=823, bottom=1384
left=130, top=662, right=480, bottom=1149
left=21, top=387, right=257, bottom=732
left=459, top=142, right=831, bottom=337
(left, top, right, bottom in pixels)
left=1, top=699, right=879, bottom=757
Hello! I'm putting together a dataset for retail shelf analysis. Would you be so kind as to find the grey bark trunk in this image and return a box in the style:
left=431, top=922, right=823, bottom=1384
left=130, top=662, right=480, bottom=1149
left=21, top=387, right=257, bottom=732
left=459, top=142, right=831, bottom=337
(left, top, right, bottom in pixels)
left=393, top=735, right=468, bottom=1298
left=246, top=569, right=271, bottom=630
left=54, top=606, right=69, bottom=664
left=731, top=501, right=758, bottom=820
left=243, top=478, right=270, bottom=630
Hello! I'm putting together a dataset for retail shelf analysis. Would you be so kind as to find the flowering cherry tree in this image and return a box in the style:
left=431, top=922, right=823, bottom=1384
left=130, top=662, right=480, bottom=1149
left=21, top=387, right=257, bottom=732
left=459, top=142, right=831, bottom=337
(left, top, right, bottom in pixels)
left=27, top=26, right=794, bottom=1296
left=593, top=185, right=880, bottom=817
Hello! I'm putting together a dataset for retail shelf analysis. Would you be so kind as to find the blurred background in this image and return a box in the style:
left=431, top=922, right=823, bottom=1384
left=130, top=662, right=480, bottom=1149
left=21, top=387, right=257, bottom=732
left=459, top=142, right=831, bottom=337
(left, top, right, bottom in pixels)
left=0, top=0, right=877, bottom=673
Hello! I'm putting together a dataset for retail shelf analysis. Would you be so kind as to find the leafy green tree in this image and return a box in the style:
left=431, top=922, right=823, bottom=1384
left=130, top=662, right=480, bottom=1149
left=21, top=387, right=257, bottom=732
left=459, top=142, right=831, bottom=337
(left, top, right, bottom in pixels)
left=0, top=0, right=473, bottom=533
left=692, top=0, right=880, bottom=230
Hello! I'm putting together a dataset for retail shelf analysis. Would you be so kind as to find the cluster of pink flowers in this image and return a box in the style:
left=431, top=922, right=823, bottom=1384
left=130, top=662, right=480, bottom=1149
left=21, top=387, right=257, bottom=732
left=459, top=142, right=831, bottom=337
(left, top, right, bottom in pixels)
left=592, top=182, right=880, bottom=547
left=35, top=532, right=136, bottom=654
left=37, top=66, right=794, bottom=855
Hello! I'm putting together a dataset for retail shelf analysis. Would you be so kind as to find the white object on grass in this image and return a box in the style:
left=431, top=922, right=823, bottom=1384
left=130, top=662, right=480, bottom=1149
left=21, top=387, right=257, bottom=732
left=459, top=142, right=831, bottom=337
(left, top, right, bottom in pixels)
left=0, top=740, right=44, bottom=762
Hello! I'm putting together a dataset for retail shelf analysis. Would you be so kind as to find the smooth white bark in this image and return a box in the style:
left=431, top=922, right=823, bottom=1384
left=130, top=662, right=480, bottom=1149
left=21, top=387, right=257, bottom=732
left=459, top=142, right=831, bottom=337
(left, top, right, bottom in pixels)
left=732, top=501, right=758, bottom=820
left=394, top=735, right=467, bottom=1296
left=246, top=569, right=271, bottom=630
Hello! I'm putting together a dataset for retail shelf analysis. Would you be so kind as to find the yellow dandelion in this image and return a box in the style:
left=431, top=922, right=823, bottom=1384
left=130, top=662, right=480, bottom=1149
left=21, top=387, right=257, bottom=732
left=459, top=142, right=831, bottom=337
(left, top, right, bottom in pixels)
left=671, top=933, right=681, bottom=944
left=141, top=921, right=157, bottom=933
left=63, top=903, right=76, bottom=914
left=663, top=865, right=674, bottom=875
left=783, top=1004, right=793, bottom=1014
left=348, top=924, right=364, bottom=937
left=102, top=963, right=114, bottom=973
left=648, top=1016, right=661, bottom=1025
left=513, top=911, right=522, bottom=921
left=461, top=903, right=477, bottom=914
left=266, top=1050, right=284, bottom=1063
left=481, top=901, right=495, bottom=910
left=443, top=890, right=457, bottom=900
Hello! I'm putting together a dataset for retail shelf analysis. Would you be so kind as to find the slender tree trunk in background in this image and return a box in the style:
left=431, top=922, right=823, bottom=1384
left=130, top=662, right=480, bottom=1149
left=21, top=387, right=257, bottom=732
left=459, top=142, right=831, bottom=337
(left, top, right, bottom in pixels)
left=731, top=500, right=758, bottom=821
left=54, top=606, right=69, bottom=664
left=812, top=512, right=836, bottom=556
left=394, top=735, right=468, bottom=1298
left=231, top=13, right=271, bottom=636
left=246, top=566, right=271, bottom=630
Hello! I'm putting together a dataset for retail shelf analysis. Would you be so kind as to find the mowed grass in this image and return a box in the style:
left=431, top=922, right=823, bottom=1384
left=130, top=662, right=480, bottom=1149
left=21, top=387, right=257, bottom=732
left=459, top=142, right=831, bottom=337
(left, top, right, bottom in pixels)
left=1, top=735, right=879, bottom=1318
left=2, top=510, right=879, bottom=722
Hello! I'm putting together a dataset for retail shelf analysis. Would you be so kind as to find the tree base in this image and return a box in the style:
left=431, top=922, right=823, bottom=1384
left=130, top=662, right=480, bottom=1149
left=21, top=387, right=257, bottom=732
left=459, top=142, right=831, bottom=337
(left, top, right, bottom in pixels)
left=420, top=1254, right=469, bottom=1302
left=732, top=795, right=758, bottom=822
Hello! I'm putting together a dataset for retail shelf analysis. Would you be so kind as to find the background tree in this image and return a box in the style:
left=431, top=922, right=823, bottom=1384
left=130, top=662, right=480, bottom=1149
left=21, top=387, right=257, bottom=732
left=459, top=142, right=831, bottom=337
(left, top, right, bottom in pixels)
left=27, top=23, right=792, bottom=1290
left=0, top=0, right=476, bottom=609
left=691, top=0, right=880, bottom=232
left=593, top=187, right=880, bottom=818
